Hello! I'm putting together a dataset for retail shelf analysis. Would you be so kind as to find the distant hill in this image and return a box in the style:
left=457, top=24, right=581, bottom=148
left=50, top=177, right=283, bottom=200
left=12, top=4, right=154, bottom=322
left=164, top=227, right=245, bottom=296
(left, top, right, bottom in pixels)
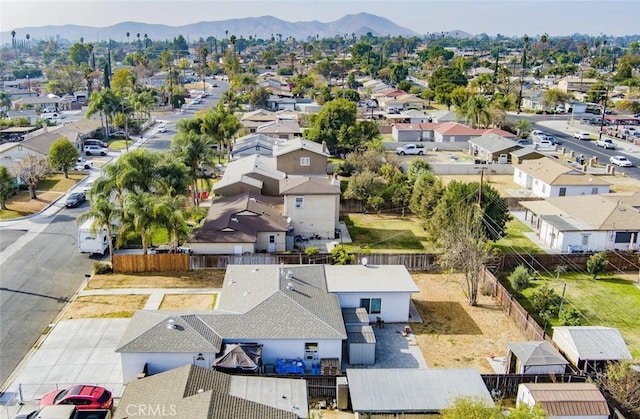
left=1, top=13, right=419, bottom=44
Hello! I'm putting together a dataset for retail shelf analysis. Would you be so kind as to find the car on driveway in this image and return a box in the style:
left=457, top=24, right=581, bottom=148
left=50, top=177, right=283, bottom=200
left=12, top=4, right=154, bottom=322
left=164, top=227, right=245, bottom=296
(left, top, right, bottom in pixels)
left=84, top=145, right=108, bottom=156
left=74, top=158, right=94, bottom=170
left=573, top=131, right=591, bottom=140
left=39, top=384, right=113, bottom=410
left=610, top=156, right=633, bottom=167
left=65, top=191, right=86, bottom=208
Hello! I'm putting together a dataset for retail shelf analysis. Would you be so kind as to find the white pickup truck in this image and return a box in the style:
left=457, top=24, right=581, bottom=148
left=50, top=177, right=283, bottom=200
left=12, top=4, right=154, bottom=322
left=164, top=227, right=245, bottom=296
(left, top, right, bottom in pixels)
left=395, top=144, right=424, bottom=155
left=595, top=138, right=616, bottom=149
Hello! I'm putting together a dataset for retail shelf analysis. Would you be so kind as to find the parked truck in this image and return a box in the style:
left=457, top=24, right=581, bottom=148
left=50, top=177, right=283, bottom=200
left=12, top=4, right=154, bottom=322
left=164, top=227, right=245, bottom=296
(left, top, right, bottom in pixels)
left=78, top=218, right=109, bottom=255
left=15, top=405, right=111, bottom=419
left=395, top=143, right=424, bottom=155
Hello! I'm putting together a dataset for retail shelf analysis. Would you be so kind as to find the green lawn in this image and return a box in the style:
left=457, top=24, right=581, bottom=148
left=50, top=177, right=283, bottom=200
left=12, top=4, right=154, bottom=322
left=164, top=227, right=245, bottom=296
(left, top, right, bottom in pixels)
left=340, top=213, right=436, bottom=253
left=520, top=272, right=640, bottom=357
left=38, top=173, right=85, bottom=192
left=492, top=219, right=544, bottom=254
left=108, top=139, right=133, bottom=150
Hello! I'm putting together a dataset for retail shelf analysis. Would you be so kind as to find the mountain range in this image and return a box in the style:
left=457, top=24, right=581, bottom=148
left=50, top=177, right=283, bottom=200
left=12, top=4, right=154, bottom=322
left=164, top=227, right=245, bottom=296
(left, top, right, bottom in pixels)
left=2, top=13, right=432, bottom=44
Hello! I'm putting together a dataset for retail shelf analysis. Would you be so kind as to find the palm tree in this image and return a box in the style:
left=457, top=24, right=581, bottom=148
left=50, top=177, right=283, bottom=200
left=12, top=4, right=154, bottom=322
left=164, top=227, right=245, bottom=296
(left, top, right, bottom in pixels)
left=25, top=34, right=30, bottom=50
left=229, top=35, right=237, bottom=57
left=517, top=34, right=529, bottom=113
left=463, top=95, right=490, bottom=128
left=11, top=30, right=17, bottom=60
left=126, top=32, right=130, bottom=44
left=153, top=194, right=190, bottom=249
left=143, top=34, right=149, bottom=48
left=77, top=195, right=122, bottom=261
left=122, top=192, right=157, bottom=254
left=173, top=125, right=215, bottom=206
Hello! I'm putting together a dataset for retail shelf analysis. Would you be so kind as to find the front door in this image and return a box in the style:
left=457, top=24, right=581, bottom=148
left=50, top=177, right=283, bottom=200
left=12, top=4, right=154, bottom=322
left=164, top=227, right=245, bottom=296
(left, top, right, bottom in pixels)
left=268, top=235, right=276, bottom=252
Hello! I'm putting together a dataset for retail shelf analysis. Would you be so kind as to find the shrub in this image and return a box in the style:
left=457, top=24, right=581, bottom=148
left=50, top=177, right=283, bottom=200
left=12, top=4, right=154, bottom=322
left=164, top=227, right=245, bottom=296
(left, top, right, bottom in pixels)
left=531, top=285, right=561, bottom=314
left=586, top=251, right=608, bottom=279
left=559, top=306, right=583, bottom=326
left=93, top=262, right=113, bottom=274
left=304, top=246, right=319, bottom=256
left=508, top=265, right=530, bottom=292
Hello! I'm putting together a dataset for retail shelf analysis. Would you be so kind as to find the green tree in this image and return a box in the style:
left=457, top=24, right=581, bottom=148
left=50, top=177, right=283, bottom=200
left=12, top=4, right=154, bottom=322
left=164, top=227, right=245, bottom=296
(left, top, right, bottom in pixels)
left=409, top=170, right=443, bottom=222
left=442, top=397, right=547, bottom=419
left=531, top=286, right=561, bottom=315
left=153, top=194, right=190, bottom=249
left=343, top=169, right=385, bottom=212
left=0, top=166, right=16, bottom=210
left=69, top=42, right=90, bottom=66
left=330, top=245, right=356, bottom=265
left=122, top=192, right=157, bottom=254
left=509, top=265, right=531, bottom=293
left=171, top=129, right=214, bottom=206
left=390, top=63, right=408, bottom=84
left=514, top=119, right=533, bottom=138
left=429, top=66, right=468, bottom=93
left=597, top=361, right=640, bottom=416
left=48, top=137, right=79, bottom=178
left=586, top=251, right=608, bottom=279
left=304, top=98, right=357, bottom=151
left=541, top=88, right=572, bottom=111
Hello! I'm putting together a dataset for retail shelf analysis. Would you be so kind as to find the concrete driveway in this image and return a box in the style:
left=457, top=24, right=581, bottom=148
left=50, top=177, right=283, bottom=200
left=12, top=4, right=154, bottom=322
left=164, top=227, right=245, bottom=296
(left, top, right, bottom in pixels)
left=1, top=319, right=129, bottom=419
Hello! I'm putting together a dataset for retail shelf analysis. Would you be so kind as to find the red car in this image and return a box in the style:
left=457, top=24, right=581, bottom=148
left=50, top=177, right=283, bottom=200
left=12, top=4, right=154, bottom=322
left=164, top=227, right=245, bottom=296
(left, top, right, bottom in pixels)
left=39, top=385, right=113, bottom=410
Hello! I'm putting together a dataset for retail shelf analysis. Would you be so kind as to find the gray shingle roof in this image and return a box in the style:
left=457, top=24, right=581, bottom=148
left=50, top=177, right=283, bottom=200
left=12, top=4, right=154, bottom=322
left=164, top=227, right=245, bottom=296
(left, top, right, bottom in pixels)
left=272, top=138, right=329, bottom=157
left=113, top=365, right=301, bottom=419
left=552, top=326, right=632, bottom=361
left=468, top=133, right=521, bottom=153
left=279, top=176, right=340, bottom=195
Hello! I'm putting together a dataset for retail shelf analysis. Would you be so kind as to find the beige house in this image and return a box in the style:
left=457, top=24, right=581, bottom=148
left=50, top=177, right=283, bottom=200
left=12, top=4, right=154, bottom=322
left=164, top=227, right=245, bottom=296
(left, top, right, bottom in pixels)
left=256, top=119, right=301, bottom=140
left=513, top=157, right=610, bottom=197
left=557, top=77, right=599, bottom=94
left=280, top=176, right=341, bottom=240
left=0, top=142, right=48, bottom=184
left=213, top=154, right=284, bottom=197
left=274, top=138, right=330, bottom=176
left=240, top=109, right=278, bottom=133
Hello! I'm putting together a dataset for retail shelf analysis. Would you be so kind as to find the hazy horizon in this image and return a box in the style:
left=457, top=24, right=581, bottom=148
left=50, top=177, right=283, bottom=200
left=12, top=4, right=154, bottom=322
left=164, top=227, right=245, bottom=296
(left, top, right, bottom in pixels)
left=2, top=0, right=640, bottom=40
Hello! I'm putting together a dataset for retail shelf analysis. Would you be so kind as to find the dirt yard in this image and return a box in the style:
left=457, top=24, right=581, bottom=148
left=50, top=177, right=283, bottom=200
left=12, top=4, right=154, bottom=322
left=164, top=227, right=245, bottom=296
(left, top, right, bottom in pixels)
left=87, top=271, right=225, bottom=289
left=159, top=294, right=217, bottom=310
left=62, top=295, right=148, bottom=319
left=411, top=272, right=526, bottom=373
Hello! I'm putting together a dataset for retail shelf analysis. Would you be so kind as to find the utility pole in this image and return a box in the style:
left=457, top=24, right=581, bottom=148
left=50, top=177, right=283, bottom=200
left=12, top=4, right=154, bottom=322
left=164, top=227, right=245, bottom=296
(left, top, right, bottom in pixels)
left=478, top=167, right=485, bottom=206
left=597, top=85, right=609, bottom=142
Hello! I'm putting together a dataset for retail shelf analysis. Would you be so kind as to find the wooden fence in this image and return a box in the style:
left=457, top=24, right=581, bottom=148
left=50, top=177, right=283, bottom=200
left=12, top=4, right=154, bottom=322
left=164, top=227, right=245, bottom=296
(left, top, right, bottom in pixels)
left=113, top=250, right=637, bottom=275
left=481, top=373, right=586, bottom=398
left=112, top=253, right=190, bottom=273
left=482, top=268, right=549, bottom=341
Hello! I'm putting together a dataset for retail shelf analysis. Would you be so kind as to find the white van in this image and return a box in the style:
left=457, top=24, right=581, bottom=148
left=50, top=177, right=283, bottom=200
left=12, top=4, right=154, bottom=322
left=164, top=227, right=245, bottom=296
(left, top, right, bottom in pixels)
left=78, top=218, right=109, bottom=255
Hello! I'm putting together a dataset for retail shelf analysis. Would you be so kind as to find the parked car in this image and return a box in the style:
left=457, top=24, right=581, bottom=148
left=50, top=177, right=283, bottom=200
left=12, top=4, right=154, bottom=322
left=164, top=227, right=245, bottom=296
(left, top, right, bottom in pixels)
left=516, top=139, right=533, bottom=146
left=84, top=145, right=108, bottom=156
left=157, top=124, right=167, bottom=133
left=395, top=144, right=424, bottom=155
left=83, top=139, right=108, bottom=148
left=65, top=191, right=86, bottom=208
left=595, top=138, right=616, bottom=149
left=610, top=156, right=633, bottom=167
left=545, top=135, right=562, bottom=145
left=39, top=385, right=113, bottom=410
left=573, top=131, right=591, bottom=140
left=74, top=158, right=94, bottom=170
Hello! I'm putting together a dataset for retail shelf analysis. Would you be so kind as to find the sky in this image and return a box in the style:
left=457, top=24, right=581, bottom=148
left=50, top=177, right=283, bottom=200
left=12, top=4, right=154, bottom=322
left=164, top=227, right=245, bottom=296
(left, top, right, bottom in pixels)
left=1, top=0, right=639, bottom=38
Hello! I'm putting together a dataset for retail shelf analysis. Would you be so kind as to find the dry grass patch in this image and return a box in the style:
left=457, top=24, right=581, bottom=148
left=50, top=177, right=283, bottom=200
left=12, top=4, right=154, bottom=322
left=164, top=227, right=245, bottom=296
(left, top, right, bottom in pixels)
left=88, top=270, right=225, bottom=289
left=438, top=174, right=520, bottom=193
left=411, top=272, right=527, bottom=372
left=62, top=295, right=148, bottom=319
left=159, top=294, right=217, bottom=310
left=2, top=191, right=63, bottom=215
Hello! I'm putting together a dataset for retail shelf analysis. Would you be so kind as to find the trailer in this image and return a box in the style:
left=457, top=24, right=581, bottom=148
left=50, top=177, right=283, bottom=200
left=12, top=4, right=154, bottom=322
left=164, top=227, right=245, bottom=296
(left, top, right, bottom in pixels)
left=78, top=217, right=109, bottom=255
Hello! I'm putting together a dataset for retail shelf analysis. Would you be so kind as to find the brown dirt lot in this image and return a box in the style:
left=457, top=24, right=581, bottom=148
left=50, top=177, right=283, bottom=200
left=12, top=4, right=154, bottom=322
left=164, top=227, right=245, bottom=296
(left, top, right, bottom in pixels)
left=88, top=271, right=225, bottom=289
left=411, top=272, right=526, bottom=373
left=3, top=191, right=62, bottom=214
left=62, top=295, right=148, bottom=319
left=159, top=294, right=217, bottom=310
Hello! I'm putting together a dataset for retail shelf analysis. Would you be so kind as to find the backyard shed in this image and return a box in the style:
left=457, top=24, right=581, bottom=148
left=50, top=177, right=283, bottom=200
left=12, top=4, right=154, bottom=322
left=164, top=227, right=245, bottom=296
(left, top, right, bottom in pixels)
left=552, top=326, right=632, bottom=373
left=346, top=368, right=494, bottom=415
left=516, top=382, right=609, bottom=419
left=346, top=325, right=376, bottom=365
left=505, top=341, right=568, bottom=374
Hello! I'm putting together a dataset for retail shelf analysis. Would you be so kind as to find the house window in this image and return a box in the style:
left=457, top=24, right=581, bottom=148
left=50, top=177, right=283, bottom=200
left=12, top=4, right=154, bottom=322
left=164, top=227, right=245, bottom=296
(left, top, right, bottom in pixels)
left=614, top=232, right=635, bottom=244
left=541, top=184, right=547, bottom=194
left=300, top=157, right=311, bottom=166
left=295, top=197, right=304, bottom=208
left=360, top=298, right=382, bottom=314
left=305, top=342, right=318, bottom=360
left=591, top=187, right=598, bottom=195
left=269, top=235, right=275, bottom=243
left=559, top=187, right=566, bottom=196
left=581, top=234, right=589, bottom=247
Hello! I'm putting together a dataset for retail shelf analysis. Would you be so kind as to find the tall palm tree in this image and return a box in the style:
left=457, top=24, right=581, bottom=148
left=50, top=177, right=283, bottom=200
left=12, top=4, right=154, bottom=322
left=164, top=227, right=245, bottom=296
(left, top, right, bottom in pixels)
left=11, top=30, right=17, bottom=61
left=122, top=192, right=157, bottom=254
left=143, top=34, right=149, bottom=48
left=25, top=34, right=30, bottom=50
left=172, top=127, right=214, bottom=206
left=126, top=32, right=130, bottom=44
left=153, top=194, right=190, bottom=249
left=229, top=35, right=237, bottom=57
left=517, top=34, right=529, bottom=113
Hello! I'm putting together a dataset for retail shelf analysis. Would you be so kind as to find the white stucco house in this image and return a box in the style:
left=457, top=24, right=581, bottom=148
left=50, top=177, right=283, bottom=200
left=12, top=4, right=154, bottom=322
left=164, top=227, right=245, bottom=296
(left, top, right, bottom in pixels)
left=520, top=192, right=640, bottom=252
left=513, top=157, right=610, bottom=197
left=116, top=264, right=419, bottom=383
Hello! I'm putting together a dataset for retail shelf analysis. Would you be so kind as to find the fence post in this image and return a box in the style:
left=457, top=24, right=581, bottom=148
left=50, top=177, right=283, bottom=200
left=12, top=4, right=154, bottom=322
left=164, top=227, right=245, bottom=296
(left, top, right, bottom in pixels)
left=18, top=383, right=24, bottom=405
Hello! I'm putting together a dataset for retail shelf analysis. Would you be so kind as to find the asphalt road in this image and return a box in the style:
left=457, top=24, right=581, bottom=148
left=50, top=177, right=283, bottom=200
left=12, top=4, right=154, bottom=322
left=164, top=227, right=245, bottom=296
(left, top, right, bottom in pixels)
left=0, top=203, right=99, bottom=387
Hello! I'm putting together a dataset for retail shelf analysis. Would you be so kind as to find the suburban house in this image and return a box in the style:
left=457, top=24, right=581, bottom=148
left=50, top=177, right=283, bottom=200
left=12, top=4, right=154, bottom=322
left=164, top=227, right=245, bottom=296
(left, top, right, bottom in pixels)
left=113, top=364, right=306, bottom=419
left=280, top=176, right=341, bottom=240
left=6, top=109, right=38, bottom=124
left=116, top=264, right=419, bottom=383
left=430, top=110, right=463, bottom=123
left=374, top=92, right=427, bottom=112
left=189, top=192, right=288, bottom=255
left=516, top=383, right=609, bottom=419
left=213, top=154, right=284, bottom=197
left=557, top=77, right=600, bottom=94
left=256, top=119, right=301, bottom=140
left=392, top=122, right=438, bottom=142
left=346, top=369, right=495, bottom=416
left=392, top=122, right=515, bottom=143
left=230, top=133, right=287, bottom=160
left=519, top=192, right=640, bottom=252
left=273, top=138, right=330, bottom=176
left=504, top=341, right=569, bottom=374
left=513, top=157, right=610, bottom=197
left=265, top=95, right=297, bottom=112
left=468, top=133, right=522, bottom=163
left=552, top=326, right=633, bottom=373
left=240, top=109, right=279, bottom=133
left=19, top=119, right=102, bottom=155
left=0, top=142, right=48, bottom=184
